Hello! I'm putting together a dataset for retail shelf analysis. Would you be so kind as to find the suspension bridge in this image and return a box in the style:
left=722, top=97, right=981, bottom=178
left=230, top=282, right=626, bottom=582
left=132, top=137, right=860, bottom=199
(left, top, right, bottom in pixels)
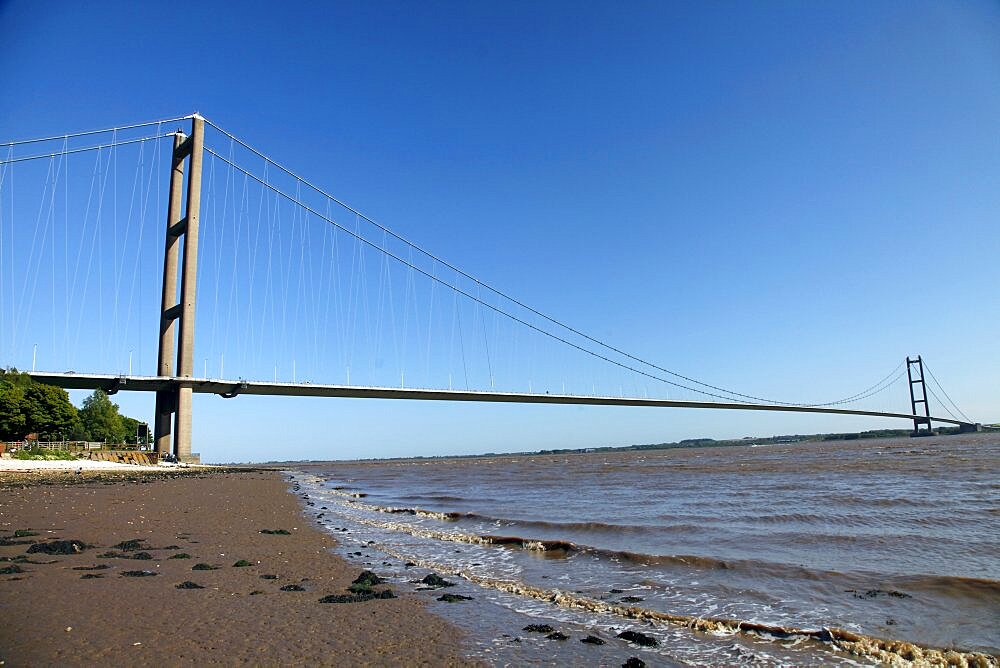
left=0, top=115, right=980, bottom=462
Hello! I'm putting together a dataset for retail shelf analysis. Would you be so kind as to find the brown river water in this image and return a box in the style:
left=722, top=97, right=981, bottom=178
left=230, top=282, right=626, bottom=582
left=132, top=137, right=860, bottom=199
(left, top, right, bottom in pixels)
left=292, top=432, right=999, bottom=665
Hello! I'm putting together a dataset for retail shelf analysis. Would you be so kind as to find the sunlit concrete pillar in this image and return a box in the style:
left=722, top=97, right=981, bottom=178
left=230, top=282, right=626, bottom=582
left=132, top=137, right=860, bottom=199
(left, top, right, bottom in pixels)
left=154, top=130, right=187, bottom=456
left=176, top=116, right=203, bottom=381
left=174, top=386, right=194, bottom=463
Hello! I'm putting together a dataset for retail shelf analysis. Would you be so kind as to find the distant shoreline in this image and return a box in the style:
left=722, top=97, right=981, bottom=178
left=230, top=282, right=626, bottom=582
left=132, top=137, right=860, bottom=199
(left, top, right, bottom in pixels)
left=261, top=425, right=996, bottom=466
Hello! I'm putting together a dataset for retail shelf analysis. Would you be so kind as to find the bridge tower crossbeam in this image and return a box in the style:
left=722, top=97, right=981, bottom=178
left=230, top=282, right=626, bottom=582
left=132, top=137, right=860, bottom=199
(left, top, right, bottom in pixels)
left=153, top=115, right=204, bottom=463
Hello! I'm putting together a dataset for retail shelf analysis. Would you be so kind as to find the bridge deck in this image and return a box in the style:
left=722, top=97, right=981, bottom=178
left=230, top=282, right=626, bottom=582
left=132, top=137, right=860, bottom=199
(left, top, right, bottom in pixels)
left=27, top=372, right=969, bottom=427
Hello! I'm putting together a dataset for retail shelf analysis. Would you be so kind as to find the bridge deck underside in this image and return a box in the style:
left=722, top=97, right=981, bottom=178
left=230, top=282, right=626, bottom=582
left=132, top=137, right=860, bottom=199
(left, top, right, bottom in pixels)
left=27, top=372, right=968, bottom=427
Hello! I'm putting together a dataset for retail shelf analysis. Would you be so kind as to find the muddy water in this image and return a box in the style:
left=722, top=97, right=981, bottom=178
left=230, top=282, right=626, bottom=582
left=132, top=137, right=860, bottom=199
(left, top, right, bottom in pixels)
left=294, top=433, right=999, bottom=665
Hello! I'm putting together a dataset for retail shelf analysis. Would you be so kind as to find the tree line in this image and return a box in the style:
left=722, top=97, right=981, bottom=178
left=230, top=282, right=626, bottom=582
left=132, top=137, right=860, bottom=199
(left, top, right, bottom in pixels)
left=0, top=369, right=148, bottom=444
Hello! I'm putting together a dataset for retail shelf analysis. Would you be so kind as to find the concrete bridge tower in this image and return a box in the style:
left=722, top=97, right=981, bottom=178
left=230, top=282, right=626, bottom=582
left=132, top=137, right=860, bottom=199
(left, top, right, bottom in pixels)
left=153, top=115, right=204, bottom=463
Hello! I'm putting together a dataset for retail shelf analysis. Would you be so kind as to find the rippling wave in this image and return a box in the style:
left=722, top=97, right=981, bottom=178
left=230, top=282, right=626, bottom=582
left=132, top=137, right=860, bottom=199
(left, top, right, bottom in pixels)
left=296, top=434, right=1000, bottom=662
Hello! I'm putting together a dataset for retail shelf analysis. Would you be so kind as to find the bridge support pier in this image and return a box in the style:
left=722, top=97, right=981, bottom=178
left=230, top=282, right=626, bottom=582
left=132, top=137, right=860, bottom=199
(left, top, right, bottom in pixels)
left=154, top=115, right=204, bottom=464
left=175, top=386, right=194, bottom=462
left=153, top=390, right=174, bottom=455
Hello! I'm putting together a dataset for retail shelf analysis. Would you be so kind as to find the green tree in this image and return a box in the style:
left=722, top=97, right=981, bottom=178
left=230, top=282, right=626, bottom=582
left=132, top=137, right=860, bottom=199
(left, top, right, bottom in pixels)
left=1, top=369, right=82, bottom=441
left=0, top=378, right=27, bottom=440
left=22, top=383, right=82, bottom=440
left=78, top=390, right=127, bottom=443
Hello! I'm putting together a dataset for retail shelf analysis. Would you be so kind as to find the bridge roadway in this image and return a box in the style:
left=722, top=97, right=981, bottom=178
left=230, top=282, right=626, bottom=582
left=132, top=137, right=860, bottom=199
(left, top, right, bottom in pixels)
left=28, top=371, right=973, bottom=428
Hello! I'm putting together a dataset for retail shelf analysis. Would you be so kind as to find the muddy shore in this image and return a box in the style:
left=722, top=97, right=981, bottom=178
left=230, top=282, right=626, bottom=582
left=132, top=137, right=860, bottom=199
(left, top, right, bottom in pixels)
left=0, top=468, right=472, bottom=665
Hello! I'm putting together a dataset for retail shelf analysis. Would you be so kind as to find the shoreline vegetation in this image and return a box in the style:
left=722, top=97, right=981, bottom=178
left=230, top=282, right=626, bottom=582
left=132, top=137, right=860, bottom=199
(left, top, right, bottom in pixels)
left=0, top=468, right=470, bottom=666
left=1, top=369, right=151, bottom=447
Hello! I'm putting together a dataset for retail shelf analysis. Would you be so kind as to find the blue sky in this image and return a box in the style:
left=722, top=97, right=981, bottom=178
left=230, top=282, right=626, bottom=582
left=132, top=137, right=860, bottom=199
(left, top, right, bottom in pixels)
left=1, top=1, right=997, bottom=462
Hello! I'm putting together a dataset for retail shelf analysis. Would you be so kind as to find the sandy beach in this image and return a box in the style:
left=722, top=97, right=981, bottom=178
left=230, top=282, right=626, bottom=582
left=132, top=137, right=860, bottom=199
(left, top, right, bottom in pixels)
left=0, top=467, right=472, bottom=666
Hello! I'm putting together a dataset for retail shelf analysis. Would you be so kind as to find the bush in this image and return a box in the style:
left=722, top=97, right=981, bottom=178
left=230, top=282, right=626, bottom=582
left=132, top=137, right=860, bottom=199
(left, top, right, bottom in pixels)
left=13, top=447, right=77, bottom=461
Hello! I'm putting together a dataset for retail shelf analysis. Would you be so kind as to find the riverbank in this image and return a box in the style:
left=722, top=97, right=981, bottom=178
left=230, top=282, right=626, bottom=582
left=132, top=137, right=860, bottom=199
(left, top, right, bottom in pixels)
left=0, top=468, right=471, bottom=665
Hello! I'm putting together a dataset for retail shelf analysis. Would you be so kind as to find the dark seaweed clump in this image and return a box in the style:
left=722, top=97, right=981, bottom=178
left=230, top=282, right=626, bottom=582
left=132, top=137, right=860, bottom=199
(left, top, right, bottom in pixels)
left=319, top=590, right=395, bottom=604
left=192, top=563, right=220, bottom=571
left=259, top=529, right=291, bottom=535
left=581, top=635, right=605, bottom=645
left=169, top=553, right=192, bottom=560
left=27, top=540, right=87, bottom=555
left=120, top=570, right=157, bottom=577
left=420, top=573, right=455, bottom=588
left=279, top=584, right=306, bottom=591
left=348, top=570, right=385, bottom=594
left=437, top=593, right=473, bottom=602
left=617, top=630, right=659, bottom=647
left=233, top=560, right=253, bottom=567
left=176, top=581, right=205, bottom=589
left=114, top=539, right=145, bottom=552
left=320, top=570, right=395, bottom=603
left=523, top=624, right=554, bottom=633
left=847, top=589, right=912, bottom=600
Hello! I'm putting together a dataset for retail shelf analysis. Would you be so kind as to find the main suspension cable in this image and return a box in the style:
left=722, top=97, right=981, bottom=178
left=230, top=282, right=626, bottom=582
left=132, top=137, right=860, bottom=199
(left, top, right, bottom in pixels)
left=0, top=116, right=190, bottom=148
left=0, top=133, right=177, bottom=166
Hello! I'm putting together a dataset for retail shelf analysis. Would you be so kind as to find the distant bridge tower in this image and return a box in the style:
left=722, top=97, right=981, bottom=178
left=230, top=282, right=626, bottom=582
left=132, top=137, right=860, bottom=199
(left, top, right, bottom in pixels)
left=906, top=355, right=933, bottom=436
left=153, top=115, right=204, bottom=463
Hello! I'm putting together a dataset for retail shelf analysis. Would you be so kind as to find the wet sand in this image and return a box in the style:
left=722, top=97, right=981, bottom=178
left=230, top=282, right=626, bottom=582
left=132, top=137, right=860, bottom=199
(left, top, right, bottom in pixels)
left=0, top=468, right=472, bottom=666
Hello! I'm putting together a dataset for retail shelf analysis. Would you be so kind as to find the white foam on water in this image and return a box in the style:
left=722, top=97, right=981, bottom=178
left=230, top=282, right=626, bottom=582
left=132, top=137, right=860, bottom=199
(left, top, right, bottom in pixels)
left=292, top=471, right=884, bottom=667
